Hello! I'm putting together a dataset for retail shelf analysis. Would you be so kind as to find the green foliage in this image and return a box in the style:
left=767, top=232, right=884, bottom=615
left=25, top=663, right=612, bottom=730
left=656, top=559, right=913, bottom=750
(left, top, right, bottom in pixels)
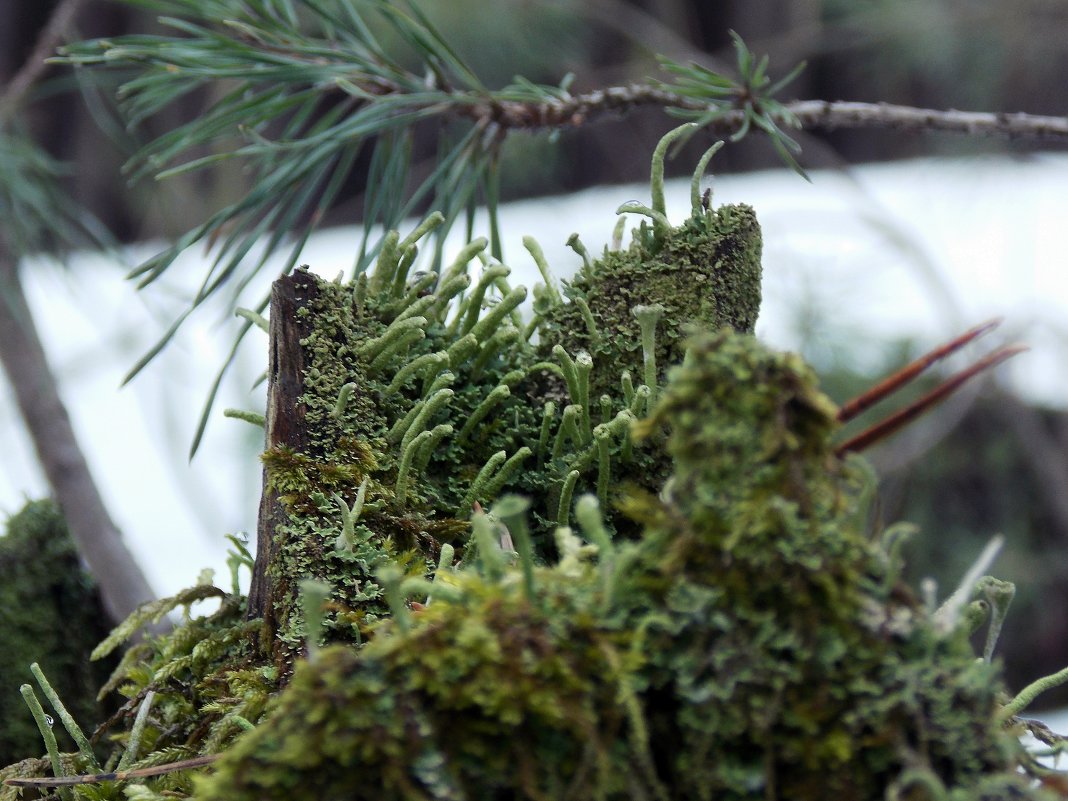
left=658, top=31, right=808, bottom=177
left=60, top=0, right=536, bottom=381
left=0, top=130, right=105, bottom=254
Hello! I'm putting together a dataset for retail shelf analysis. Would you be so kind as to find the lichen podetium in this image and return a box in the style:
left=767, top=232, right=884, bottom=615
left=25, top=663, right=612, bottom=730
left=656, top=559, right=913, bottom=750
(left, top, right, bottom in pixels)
left=2, top=126, right=1053, bottom=800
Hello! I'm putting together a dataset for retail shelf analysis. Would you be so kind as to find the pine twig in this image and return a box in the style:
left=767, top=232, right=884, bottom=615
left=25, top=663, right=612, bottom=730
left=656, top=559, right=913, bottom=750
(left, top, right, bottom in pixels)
left=469, top=90, right=1068, bottom=141
left=0, top=0, right=89, bottom=120
left=3, top=754, right=219, bottom=788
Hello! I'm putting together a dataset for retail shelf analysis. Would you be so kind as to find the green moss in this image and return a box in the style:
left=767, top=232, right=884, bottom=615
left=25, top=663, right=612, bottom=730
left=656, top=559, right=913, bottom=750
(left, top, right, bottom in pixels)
left=0, top=501, right=114, bottom=765
left=196, top=330, right=1044, bottom=801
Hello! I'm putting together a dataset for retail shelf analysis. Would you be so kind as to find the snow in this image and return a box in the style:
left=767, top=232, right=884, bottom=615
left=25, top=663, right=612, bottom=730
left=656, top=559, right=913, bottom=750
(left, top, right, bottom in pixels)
left=3, top=152, right=1068, bottom=605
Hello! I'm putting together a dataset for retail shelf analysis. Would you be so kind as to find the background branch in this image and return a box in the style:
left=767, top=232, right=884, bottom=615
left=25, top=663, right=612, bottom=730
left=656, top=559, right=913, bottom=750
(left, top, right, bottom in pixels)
left=0, top=0, right=88, bottom=118
left=478, top=91, right=1068, bottom=140
left=0, top=253, right=155, bottom=623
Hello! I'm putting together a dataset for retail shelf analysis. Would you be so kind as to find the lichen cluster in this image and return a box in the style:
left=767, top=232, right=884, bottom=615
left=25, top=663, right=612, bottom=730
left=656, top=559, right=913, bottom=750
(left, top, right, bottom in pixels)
left=252, top=127, right=763, bottom=673
left=0, top=127, right=1056, bottom=800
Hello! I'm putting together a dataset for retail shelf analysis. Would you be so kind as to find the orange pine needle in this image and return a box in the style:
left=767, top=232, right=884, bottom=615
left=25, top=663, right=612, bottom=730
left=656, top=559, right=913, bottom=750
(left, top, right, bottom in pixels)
left=838, top=318, right=1003, bottom=423
left=835, top=344, right=1026, bottom=456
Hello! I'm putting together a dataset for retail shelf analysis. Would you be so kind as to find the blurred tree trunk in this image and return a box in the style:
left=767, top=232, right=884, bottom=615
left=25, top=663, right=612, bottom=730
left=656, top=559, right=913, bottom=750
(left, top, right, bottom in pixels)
left=0, top=245, right=156, bottom=624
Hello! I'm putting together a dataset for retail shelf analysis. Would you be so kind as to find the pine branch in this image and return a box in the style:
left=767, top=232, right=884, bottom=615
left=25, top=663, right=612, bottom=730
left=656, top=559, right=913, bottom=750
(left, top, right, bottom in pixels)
left=463, top=90, right=1068, bottom=140
left=57, top=3, right=1068, bottom=449
left=775, top=99, right=1068, bottom=140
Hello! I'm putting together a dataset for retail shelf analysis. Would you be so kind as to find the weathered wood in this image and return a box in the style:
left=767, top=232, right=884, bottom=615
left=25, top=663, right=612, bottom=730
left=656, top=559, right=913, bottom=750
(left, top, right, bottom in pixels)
left=247, top=272, right=317, bottom=635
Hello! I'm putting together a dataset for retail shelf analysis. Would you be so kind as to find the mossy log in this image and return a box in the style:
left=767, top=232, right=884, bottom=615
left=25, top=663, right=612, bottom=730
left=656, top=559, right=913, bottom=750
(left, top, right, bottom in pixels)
left=0, top=129, right=1056, bottom=800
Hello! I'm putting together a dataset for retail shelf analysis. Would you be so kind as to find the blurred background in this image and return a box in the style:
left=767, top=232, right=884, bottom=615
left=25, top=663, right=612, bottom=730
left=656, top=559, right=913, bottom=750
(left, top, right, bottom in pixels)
left=3, top=0, right=1068, bottom=709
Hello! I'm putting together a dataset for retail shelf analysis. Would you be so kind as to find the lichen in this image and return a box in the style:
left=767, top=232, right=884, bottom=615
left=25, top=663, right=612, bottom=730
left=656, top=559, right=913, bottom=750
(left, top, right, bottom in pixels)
left=250, top=135, right=766, bottom=671
left=539, top=200, right=762, bottom=402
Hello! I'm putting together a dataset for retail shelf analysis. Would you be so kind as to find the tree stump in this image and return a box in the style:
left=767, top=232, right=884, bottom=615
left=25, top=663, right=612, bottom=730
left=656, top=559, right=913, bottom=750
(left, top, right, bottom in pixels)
left=248, top=272, right=317, bottom=655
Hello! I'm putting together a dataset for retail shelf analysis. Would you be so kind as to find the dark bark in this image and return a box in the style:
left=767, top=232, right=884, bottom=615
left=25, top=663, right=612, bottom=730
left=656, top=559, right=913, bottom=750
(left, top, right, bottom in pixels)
left=0, top=250, right=156, bottom=624
left=248, top=272, right=317, bottom=642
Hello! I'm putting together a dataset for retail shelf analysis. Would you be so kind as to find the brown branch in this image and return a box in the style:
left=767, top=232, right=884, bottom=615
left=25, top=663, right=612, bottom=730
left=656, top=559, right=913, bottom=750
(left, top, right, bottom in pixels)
left=0, top=0, right=89, bottom=121
left=4, top=754, right=219, bottom=788
left=463, top=88, right=1068, bottom=141
left=783, top=99, right=1068, bottom=140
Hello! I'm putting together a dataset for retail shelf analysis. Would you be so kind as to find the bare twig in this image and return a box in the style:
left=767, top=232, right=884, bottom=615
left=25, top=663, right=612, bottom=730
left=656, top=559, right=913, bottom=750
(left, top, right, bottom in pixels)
left=3, top=754, right=219, bottom=788
left=782, top=99, right=1068, bottom=140
left=0, top=0, right=89, bottom=120
left=466, top=89, right=1068, bottom=141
